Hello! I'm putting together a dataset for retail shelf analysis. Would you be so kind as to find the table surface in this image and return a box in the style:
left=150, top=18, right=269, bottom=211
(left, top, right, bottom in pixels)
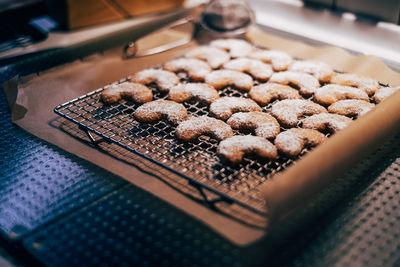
left=1, top=3, right=400, bottom=266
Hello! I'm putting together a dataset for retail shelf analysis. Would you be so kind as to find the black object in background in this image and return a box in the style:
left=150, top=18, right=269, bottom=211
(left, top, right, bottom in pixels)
left=304, top=0, right=400, bottom=23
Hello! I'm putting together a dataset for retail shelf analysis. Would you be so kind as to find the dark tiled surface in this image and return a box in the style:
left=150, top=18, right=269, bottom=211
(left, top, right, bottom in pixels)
left=287, top=138, right=400, bottom=266
left=0, top=88, right=127, bottom=240
left=24, top=185, right=246, bottom=267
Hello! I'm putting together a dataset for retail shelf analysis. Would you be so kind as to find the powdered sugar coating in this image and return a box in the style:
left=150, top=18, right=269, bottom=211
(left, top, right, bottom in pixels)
left=314, top=84, right=369, bottom=105
left=330, top=73, right=380, bottom=96
left=223, top=57, right=273, bottom=82
left=289, top=60, right=334, bottom=82
left=185, top=46, right=230, bottom=69
left=301, top=113, right=352, bottom=133
left=176, top=116, right=233, bottom=142
left=210, top=97, right=262, bottom=121
left=168, top=83, right=219, bottom=105
left=134, top=100, right=188, bottom=125
left=328, top=99, right=375, bottom=118
left=132, top=69, right=179, bottom=93
left=205, top=70, right=253, bottom=91
left=249, top=82, right=301, bottom=106
left=218, top=135, right=278, bottom=164
left=374, top=86, right=400, bottom=103
left=210, top=39, right=254, bottom=58
left=271, top=99, right=327, bottom=128
left=269, top=71, right=320, bottom=96
left=164, top=58, right=211, bottom=82
left=275, top=128, right=327, bottom=157
left=227, top=112, right=280, bottom=139
left=101, top=82, right=153, bottom=105
left=249, top=49, right=293, bottom=71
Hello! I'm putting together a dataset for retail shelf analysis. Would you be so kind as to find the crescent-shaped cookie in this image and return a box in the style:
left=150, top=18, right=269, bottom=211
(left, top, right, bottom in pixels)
left=218, top=135, right=278, bottom=164
left=205, top=70, right=254, bottom=91
left=101, top=82, right=153, bottom=105
left=134, top=100, right=188, bottom=125
left=164, top=58, right=212, bottom=82
left=288, top=60, right=334, bottom=83
left=223, top=57, right=273, bottom=82
left=330, top=73, right=380, bottom=96
left=168, top=83, right=219, bottom=105
left=227, top=112, right=280, bottom=139
left=185, top=46, right=230, bottom=69
left=210, top=38, right=254, bottom=58
left=132, top=69, right=179, bottom=93
left=275, top=128, right=327, bottom=157
left=314, top=84, right=369, bottom=105
left=271, top=99, right=327, bottom=128
left=176, top=116, right=233, bottom=142
left=374, top=86, right=400, bottom=104
left=301, top=113, right=352, bottom=133
left=269, top=71, right=320, bottom=96
left=248, top=49, right=293, bottom=71
left=249, top=83, right=301, bottom=106
left=210, top=97, right=262, bottom=121
left=327, top=99, right=375, bottom=118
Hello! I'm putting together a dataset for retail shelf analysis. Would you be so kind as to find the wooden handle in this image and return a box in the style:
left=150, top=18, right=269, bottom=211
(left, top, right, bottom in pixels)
left=262, top=90, right=400, bottom=223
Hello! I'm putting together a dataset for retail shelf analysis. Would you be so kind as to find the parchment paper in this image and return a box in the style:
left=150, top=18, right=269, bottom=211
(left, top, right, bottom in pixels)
left=3, top=25, right=400, bottom=246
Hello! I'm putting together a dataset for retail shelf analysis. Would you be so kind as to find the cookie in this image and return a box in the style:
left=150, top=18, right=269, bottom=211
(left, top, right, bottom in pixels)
left=168, top=83, right=219, bottom=105
left=218, top=135, right=278, bottom=164
left=134, top=100, right=188, bottom=125
left=275, top=128, right=327, bottom=157
left=210, top=38, right=254, bottom=58
left=185, top=46, right=230, bottom=69
left=132, top=69, right=179, bottom=93
left=249, top=82, right=301, bottom=106
left=330, top=73, right=380, bottom=96
left=269, top=71, right=320, bottom=96
left=374, top=86, right=400, bottom=104
left=288, top=60, right=334, bottom=83
left=328, top=99, right=375, bottom=118
left=301, top=113, right=352, bottom=133
left=176, top=116, right=233, bottom=142
left=227, top=112, right=280, bottom=139
left=223, top=57, right=273, bottom=81
left=314, top=84, right=369, bottom=106
left=205, top=70, right=253, bottom=91
left=164, top=58, right=212, bottom=82
left=271, top=99, right=327, bottom=128
left=101, top=82, right=153, bottom=105
left=210, top=97, right=262, bottom=121
left=248, top=49, right=293, bottom=71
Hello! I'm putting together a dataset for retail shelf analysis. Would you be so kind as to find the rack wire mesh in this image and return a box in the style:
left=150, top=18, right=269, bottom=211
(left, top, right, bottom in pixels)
left=54, top=73, right=321, bottom=217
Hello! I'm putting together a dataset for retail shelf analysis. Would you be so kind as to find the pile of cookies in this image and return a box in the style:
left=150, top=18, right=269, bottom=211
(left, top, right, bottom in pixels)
left=101, top=38, right=400, bottom=165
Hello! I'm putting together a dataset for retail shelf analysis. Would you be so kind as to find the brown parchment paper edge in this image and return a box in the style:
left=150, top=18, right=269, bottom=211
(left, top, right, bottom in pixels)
left=246, top=26, right=400, bottom=225
left=3, top=25, right=400, bottom=246
left=261, top=90, right=400, bottom=226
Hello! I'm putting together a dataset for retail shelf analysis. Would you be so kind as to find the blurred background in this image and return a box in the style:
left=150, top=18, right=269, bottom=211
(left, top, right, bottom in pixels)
left=1, top=0, right=399, bottom=68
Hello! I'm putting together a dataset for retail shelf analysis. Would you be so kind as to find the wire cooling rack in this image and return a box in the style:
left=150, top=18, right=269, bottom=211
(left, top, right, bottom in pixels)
left=54, top=74, right=319, bottom=216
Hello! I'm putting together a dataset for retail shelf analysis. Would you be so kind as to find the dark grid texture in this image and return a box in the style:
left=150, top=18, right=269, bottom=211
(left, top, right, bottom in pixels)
left=286, top=136, right=400, bottom=267
left=0, top=89, right=127, bottom=240
left=23, top=184, right=247, bottom=267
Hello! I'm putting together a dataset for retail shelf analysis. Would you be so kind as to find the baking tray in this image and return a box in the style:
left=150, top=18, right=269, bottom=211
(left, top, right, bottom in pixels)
left=53, top=55, right=391, bottom=223
left=54, top=74, right=317, bottom=217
